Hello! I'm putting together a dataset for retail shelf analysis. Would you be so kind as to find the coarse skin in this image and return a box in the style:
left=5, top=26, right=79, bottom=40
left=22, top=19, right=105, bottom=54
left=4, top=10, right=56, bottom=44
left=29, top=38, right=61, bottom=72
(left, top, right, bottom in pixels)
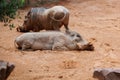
left=15, top=31, right=94, bottom=51
left=17, top=6, right=70, bottom=32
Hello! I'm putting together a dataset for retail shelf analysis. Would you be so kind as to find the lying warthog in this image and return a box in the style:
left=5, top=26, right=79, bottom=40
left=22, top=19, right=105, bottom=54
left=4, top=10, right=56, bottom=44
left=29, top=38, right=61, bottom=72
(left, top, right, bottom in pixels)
left=17, top=6, right=69, bottom=32
left=15, top=31, right=94, bottom=51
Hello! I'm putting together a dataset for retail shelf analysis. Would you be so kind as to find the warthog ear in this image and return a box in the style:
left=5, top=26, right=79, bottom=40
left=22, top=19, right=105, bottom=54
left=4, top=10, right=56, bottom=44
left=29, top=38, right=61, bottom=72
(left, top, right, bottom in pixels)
left=65, top=30, right=71, bottom=34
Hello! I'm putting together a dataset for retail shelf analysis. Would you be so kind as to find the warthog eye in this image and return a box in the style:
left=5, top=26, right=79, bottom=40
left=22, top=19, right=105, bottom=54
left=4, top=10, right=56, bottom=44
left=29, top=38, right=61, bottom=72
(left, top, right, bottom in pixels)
left=25, top=16, right=27, bottom=18
left=24, top=19, right=28, bottom=23
left=71, top=34, right=75, bottom=37
left=77, top=35, right=80, bottom=37
left=24, top=21, right=27, bottom=23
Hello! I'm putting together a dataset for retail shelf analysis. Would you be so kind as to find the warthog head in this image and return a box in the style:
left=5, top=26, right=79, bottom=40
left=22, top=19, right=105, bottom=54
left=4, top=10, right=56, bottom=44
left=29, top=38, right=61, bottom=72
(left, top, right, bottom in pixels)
left=65, top=30, right=83, bottom=43
left=66, top=30, right=94, bottom=51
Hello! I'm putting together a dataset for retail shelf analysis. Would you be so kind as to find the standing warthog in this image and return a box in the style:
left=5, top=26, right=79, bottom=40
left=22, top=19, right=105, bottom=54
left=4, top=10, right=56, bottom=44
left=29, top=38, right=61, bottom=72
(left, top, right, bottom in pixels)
left=15, top=31, right=94, bottom=51
left=17, top=6, right=69, bottom=32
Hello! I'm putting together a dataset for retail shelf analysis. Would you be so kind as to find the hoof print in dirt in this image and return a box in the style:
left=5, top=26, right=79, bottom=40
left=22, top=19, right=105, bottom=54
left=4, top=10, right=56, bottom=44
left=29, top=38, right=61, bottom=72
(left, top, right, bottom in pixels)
left=61, top=60, right=77, bottom=69
left=0, top=60, right=15, bottom=80
left=93, top=68, right=120, bottom=80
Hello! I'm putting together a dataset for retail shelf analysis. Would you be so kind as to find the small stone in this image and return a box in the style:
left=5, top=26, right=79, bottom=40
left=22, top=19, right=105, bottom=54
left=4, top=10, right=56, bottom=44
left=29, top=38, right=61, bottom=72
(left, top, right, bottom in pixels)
left=58, top=75, right=63, bottom=79
left=0, top=60, right=15, bottom=80
left=93, top=68, right=120, bottom=80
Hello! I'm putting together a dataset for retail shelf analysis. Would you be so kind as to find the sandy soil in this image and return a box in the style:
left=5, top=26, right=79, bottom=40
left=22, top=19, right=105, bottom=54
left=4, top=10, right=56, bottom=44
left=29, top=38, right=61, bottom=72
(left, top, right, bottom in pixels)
left=0, top=0, right=120, bottom=80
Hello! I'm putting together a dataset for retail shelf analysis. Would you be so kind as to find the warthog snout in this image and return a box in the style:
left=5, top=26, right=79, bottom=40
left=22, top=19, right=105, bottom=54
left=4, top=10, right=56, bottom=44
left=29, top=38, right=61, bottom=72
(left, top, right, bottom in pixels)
left=17, top=26, right=29, bottom=32
left=77, top=42, right=94, bottom=51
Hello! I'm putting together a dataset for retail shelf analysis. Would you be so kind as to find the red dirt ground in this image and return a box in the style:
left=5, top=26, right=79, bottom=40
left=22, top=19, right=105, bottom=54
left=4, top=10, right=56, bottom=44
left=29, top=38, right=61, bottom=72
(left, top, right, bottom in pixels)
left=0, top=0, right=120, bottom=80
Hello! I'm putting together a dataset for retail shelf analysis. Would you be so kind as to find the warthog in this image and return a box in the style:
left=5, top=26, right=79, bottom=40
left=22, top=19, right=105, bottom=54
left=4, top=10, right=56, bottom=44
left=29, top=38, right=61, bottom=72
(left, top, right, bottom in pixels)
left=15, top=31, right=94, bottom=51
left=17, top=6, right=69, bottom=32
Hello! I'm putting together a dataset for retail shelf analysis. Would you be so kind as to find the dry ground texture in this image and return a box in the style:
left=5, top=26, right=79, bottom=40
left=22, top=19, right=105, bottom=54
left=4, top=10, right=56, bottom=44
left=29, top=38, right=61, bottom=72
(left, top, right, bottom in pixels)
left=0, top=0, right=120, bottom=80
